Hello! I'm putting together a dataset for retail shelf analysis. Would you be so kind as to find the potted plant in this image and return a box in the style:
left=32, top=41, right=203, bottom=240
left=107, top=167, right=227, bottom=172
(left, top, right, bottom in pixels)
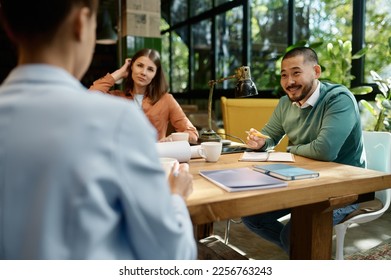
left=320, top=39, right=373, bottom=96
left=359, top=71, right=391, bottom=132
left=357, top=37, right=391, bottom=132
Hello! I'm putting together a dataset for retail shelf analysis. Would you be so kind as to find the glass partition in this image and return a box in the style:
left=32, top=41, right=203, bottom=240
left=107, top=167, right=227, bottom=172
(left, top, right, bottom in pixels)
left=216, top=7, right=243, bottom=89
left=365, top=0, right=391, bottom=81
left=192, top=19, right=212, bottom=89
left=250, top=0, right=288, bottom=92
left=190, top=0, right=212, bottom=16
left=161, top=0, right=380, bottom=95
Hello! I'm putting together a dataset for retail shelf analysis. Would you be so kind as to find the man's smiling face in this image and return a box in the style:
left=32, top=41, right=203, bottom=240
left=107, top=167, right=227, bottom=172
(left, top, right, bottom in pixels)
left=280, top=55, right=321, bottom=105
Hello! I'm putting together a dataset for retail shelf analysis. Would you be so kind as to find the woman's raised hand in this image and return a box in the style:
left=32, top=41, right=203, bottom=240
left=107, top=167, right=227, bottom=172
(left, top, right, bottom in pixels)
left=111, top=58, right=132, bottom=81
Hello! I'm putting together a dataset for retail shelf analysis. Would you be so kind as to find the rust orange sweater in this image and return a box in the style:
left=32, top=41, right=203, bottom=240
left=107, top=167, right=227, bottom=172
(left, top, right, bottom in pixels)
left=90, top=74, right=199, bottom=143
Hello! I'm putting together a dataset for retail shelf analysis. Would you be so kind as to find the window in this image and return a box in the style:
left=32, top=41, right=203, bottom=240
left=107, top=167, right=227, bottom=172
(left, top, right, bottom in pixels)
left=251, top=0, right=288, bottom=91
left=161, top=0, right=384, bottom=97
left=365, top=0, right=391, bottom=81
left=190, top=0, right=212, bottom=16
left=192, top=20, right=212, bottom=90
left=216, top=7, right=243, bottom=89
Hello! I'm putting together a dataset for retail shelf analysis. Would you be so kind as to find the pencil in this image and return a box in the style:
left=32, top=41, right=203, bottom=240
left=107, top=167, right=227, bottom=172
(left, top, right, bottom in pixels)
left=245, top=130, right=270, bottom=139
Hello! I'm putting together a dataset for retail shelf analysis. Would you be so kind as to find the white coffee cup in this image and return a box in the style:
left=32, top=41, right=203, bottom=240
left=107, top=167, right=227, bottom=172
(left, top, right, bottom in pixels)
left=159, top=157, right=178, bottom=178
left=198, top=142, right=223, bottom=162
left=171, top=132, right=189, bottom=142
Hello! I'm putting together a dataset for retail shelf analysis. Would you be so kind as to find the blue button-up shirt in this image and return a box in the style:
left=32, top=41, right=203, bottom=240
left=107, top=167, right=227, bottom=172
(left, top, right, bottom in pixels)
left=0, top=65, right=196, bottom=259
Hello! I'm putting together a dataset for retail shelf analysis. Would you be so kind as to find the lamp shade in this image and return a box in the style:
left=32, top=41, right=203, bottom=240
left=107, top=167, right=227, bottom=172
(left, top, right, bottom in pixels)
left=234, top=66, right=258, bottom=97
left=199, top=66, right=258, bottom=143
left=96, top=9, right=118, bottom=45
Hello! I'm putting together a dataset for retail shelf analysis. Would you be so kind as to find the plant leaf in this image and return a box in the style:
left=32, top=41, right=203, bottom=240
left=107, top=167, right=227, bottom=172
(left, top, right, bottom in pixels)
left=351, top=86, right=373, bottom=95
left=309, top=41, right=324, bottom=49
left=388, top=36, right=391, bottom=54
left=370, top=70, right=389, bottom=97
left=352, top=46, right=369, bottom=59
left=359, top=100, right=376, bottom=115
left=382, top=99, right=391, bottom=110
left=342, top=40, right=352, bottom=56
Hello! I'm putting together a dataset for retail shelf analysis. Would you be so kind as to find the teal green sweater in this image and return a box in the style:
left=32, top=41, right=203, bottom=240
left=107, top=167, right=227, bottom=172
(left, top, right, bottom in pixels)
left=261, top=82, right=366, bottom=168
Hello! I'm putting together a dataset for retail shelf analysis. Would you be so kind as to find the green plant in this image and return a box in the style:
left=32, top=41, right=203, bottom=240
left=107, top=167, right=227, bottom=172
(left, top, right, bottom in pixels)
left=321, top=39, right=373, bottom=95
left=359, top=71, right=391, bottom=131
left=356, top=37, right=391, bottom=132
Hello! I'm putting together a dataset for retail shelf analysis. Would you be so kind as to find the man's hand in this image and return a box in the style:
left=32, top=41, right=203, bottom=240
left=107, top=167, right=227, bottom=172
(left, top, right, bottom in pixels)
left=246, top=128, right=268, bottom=150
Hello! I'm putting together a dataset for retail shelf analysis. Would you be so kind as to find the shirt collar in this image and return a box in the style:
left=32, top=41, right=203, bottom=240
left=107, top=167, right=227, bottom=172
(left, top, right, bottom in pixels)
left=293, top=81, right=320, bottom=109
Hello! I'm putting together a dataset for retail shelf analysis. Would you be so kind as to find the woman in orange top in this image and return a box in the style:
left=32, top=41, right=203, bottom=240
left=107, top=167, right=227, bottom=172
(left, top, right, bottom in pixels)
left=90, top=48, right=199, bottom=144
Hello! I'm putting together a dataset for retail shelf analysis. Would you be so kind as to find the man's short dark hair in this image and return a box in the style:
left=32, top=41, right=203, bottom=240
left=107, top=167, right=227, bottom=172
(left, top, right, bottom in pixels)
left=282, top=47, right=319, bottom=64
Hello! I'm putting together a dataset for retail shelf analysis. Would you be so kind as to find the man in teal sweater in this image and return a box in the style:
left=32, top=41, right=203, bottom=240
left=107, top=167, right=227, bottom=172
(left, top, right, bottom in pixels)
left=242, top=47, right=366, bottom=254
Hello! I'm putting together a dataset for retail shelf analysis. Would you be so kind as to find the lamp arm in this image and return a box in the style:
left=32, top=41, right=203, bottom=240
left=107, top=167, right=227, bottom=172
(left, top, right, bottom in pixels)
left=207, top=74, right=237, bottom=131
left=207, top=83, right=215, bottom=131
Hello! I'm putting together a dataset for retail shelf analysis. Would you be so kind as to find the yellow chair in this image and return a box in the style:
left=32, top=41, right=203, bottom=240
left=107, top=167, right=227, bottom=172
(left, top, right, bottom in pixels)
left=220, top=96, right=288, bottom=152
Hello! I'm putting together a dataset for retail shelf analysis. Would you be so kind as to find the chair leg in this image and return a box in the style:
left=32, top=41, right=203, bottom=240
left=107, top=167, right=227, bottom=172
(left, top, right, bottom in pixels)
left=224, top=220, right=231, bottom=244
left=334, top=223, right=349, bottom=260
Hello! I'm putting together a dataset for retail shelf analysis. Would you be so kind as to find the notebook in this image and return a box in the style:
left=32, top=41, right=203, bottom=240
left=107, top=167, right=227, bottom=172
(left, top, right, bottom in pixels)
left=253, top=163, right=319, bottom=181
left=199, top=167, right=287, bottom=192
left=239, top=151, right=295, bottom=162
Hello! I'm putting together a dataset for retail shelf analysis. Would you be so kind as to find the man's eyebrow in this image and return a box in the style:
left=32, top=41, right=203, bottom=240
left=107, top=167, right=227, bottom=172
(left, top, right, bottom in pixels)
left=290, top=66, right=302, bottom=70
left=281, top=66, right=302, bottom=72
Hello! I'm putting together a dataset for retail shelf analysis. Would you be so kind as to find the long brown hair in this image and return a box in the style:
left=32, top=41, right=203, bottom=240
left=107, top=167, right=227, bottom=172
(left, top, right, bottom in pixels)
left=125, top=48, right=169, bottom=105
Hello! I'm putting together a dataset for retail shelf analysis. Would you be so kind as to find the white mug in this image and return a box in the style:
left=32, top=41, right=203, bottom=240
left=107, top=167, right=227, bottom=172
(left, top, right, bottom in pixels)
left=198, top=142, right=222, bottom=162
left=171, top=132, right=189, bottom=142
left=159, top=157, right=178, bottom=178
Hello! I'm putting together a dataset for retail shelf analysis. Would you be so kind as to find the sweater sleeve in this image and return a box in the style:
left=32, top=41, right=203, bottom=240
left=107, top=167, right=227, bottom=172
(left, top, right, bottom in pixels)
left=289, top=92, right=359, bottom=161
left=114, top=106, right=197, bottom=259
left=89, top=73, right=116, bottom=93
left=258, top=98, right=288, bottom=151
left=167, top=95, right=199, bottom=144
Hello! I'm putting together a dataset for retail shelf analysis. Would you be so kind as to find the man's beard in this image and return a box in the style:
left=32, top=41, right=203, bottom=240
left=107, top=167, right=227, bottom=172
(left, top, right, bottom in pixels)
left=286, top=80, right=314, bottom=103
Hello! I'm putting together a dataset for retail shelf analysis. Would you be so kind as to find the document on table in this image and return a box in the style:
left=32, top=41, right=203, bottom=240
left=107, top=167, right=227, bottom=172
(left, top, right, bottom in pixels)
left=199, top=167, right=287, bottom=192
left=239, top=151, right=295, bottom=162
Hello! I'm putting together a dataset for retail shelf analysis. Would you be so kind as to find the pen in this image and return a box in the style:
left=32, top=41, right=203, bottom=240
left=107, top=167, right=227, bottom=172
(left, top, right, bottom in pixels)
left=245, top=130, right=270, bottom=139
left=172, top=161, right=180, bottom=177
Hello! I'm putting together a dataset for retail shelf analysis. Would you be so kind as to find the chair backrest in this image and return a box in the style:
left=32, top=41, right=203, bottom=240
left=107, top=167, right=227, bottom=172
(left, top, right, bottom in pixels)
left=220, top=96, right=288, bottom=152
left=362, top=131, right=391, bottom=207
left=363, top=131, right=391, bottom=173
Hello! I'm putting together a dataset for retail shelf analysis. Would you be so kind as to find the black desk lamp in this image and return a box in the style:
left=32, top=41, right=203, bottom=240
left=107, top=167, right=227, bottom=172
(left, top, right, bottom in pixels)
left=199, top=66, right=258, bottom=143
left=96, top=9, right=118, bottom=45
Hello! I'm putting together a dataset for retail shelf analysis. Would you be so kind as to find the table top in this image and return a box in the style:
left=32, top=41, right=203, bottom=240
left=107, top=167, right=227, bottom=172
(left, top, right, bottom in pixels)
left=187, top=153, right=391, bottom=225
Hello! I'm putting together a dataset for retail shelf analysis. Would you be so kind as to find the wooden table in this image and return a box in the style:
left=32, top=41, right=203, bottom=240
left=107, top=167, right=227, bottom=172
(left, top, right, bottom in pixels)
left=186, top=153, right=391, bottom=259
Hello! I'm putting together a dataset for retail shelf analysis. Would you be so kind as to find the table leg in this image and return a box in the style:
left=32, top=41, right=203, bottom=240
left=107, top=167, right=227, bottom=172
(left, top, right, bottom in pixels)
left=194, top=222, right=214, bottom=240
left=290, top=204, right=333, bottom=260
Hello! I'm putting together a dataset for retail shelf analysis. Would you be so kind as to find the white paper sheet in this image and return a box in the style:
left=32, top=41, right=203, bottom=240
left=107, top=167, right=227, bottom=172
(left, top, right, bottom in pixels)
left=156, top=141, right=192, bottom=162
left=190, top=145, right=202, bottom=159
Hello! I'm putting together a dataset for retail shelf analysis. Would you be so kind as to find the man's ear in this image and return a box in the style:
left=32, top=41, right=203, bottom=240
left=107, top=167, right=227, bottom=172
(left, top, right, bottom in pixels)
left=73, top=7, right=90, bottom=42
left=314, top=64, right=322, bottom=79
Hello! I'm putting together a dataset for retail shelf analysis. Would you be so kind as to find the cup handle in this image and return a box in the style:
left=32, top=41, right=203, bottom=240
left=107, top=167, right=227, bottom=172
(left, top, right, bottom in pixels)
left=198, top=148, right=206, bottom=159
